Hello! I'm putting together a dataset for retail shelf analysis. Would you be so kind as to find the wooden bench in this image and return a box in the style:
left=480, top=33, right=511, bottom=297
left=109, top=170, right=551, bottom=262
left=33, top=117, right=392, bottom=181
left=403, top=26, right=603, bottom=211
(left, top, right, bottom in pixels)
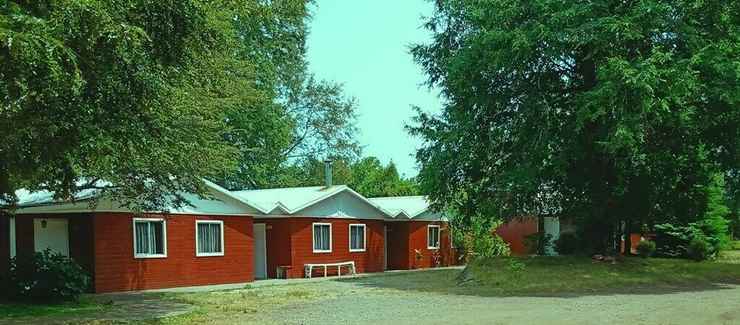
left=304, top=261, right=356, bottom=278
left=276, top=265, right=293, bottom=279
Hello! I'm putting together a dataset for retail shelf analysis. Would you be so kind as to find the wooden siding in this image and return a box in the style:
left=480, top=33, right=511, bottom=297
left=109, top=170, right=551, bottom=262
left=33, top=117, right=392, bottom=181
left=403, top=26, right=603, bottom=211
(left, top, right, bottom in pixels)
left=495, top=218, right=539, bottom=255
left=259, top=217, right=386, bottom=278
left=93, top=213, right=253, bottom=293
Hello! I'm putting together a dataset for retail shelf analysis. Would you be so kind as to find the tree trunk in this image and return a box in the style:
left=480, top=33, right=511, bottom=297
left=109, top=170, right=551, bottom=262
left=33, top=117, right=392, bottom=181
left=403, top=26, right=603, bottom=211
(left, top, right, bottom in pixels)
left=624, top=218, right=632, bottom=256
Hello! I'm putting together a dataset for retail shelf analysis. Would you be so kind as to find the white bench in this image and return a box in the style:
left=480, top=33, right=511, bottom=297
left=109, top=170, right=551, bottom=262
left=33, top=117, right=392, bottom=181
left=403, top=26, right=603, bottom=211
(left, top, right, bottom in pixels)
left=304, top=261, right=356, bottom=278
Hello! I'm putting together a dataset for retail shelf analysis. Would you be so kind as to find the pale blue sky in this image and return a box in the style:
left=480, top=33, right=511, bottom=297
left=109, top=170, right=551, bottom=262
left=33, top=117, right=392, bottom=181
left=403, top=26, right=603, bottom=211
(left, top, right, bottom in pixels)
left=306, top=0, right=442, bottom=178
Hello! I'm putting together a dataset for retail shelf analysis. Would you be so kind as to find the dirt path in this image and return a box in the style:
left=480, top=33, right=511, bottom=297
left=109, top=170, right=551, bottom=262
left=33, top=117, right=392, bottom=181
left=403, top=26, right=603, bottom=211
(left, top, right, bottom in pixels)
left=265, top=281, right=740, bottom=325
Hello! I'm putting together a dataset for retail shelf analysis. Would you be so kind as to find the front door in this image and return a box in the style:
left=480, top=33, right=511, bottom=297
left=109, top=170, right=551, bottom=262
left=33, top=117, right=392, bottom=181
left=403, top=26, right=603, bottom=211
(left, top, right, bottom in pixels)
left=34, top=218, right=69, bottom=256
left=253, top=223, right=267, bottom=279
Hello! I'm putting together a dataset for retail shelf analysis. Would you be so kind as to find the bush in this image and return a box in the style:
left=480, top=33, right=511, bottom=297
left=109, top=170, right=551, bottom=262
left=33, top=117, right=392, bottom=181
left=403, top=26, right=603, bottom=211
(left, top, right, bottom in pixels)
left=687, top=237, right=712, bottom=261
left=7, top=250, right=91, bottom=303
left=524, top=232, right=553, bottom=255
left=554, top=233, right=579, bottom=255
left=636, top=240, right=656, bottom=258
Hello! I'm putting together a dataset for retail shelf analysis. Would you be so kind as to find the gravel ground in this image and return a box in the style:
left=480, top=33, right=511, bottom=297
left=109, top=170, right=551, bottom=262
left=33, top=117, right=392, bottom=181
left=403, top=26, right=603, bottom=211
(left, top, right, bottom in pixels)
left=265, top=280, right=740, bottom=325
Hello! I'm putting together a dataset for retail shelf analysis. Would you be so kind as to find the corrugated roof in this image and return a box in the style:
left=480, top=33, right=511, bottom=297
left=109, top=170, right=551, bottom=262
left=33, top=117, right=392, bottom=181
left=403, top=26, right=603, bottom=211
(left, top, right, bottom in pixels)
left=230, top=185, right=350, bottom=214
left=6, top=180, right=256, bottom=216
left=368, top=196, right=431, bottom=218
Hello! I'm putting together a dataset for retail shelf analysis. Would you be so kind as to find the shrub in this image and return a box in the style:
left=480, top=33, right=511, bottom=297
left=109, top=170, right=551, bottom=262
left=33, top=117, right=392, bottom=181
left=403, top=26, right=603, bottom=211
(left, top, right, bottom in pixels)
left=456, top=220, right=511, bottom=262
left=524, top=232, right=553, bottom=255
left=554, top=233, right=579, bottom=255
left=687, top=237, right=712, bottom=261
left=507, top=259, right=526, bottom=273
left=8, top=249, right=91, bottom=303
left=636, top=240, right=656, bottom=258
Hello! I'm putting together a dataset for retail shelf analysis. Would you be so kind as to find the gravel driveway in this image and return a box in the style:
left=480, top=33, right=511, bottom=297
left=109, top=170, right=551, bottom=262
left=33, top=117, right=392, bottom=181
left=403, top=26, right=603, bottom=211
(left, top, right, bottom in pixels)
left=264, top=279, right=740, bottom=325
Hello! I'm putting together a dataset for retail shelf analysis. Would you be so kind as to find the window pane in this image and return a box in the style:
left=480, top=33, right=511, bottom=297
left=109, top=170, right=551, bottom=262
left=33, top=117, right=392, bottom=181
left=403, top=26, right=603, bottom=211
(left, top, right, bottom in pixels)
left=314, top=224, right=330, bottom=251
left=135, top=221, right=164, bottom=255
left=350, top=226, right=364, bottom=250
left=198, top=223, right=222, bottom=254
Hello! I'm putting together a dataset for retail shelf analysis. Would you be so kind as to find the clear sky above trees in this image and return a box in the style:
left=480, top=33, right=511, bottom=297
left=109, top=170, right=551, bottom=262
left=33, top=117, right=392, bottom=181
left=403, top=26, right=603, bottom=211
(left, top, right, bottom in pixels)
left=306, top=0, right=443, bottom=178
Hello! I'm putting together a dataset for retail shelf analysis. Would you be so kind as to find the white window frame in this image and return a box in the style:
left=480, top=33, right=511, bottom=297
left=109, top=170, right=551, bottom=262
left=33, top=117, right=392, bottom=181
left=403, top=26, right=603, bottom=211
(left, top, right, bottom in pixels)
left=349, top=224, right=366, bottom=252
left=312, top=222, right=332, bottom=253
left=133, top=218, right=167, bottom=259
left=427, top=224, right=441, bottom=250
left=195, top=220, right=225, bottom=257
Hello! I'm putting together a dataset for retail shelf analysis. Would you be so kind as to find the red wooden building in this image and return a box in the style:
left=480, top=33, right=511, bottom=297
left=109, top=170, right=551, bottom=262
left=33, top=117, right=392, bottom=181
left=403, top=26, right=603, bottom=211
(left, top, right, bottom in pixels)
left=1, top=181, right=462, bottom=292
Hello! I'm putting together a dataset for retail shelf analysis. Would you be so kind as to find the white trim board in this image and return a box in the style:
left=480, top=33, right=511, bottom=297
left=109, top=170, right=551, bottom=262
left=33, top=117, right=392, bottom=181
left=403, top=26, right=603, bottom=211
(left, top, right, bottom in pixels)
left=312, top=222, right=332, bottom=253
left=195, top=220, right=225, bottom=257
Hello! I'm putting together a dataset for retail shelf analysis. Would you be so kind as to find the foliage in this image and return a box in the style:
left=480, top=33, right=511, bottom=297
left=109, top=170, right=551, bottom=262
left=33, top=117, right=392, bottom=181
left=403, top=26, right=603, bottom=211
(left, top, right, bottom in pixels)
left=409, top=0, right=740, bottom=254
left=507, top=259, right=526, bottom=273
left=554, top=233, right=580, bottom=255
left=7, top=250, right=91, bottom=303
left=455, top=219, right=511, bottom=262
left=0, top=0, right=255, bottom=210
left=0, top=1, right=361, bottom=208
left=524, top=231, right=553, bottom=255
left=687, top=237, right=712, bottom=261
left=636, top=240, right=656, bottom=258
left=273, top=157, right=418, bottom=197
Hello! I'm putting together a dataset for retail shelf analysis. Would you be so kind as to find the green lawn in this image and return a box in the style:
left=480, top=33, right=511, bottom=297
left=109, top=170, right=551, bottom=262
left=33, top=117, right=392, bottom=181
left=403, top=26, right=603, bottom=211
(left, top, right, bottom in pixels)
left=3, top=253, right=739, bottom=324
left=342, top=254, right=740, bottom=297
left=0, top=297, right=108, bottom=319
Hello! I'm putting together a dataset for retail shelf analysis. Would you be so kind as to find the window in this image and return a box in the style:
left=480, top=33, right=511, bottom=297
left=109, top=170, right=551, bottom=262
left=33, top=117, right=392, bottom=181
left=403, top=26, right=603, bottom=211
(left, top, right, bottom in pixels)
left=313, top=223, right=332, bottom=253
left=349, top=224, right=366, bottom=252
left=427, top=225, right=440, bottom=249
left=196, top=220, right=224, bottom=257
left=133, top=218, right=166, bottom=258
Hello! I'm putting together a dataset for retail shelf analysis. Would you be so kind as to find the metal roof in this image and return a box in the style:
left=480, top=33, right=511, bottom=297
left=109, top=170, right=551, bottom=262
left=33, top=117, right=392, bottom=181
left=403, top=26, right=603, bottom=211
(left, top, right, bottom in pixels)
left=368, top=196, right=432, bottom=219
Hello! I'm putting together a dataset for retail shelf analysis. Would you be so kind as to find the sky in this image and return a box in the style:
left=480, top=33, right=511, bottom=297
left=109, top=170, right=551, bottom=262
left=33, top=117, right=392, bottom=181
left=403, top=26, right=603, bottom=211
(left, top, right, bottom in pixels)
left=306, top=0, right=442, bottom=178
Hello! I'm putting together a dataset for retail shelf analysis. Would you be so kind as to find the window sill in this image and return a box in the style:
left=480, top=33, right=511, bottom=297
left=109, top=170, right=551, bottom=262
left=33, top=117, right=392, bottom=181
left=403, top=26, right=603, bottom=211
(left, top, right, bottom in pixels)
left=135, top=254, right=167, bottom=259
left=313, top=250, right=332, bottom=254
left=196, top=252, right=225, bottom=257
left=427, top=247, right=440, bottom=250
left=349, top=249, right=366, bottom=253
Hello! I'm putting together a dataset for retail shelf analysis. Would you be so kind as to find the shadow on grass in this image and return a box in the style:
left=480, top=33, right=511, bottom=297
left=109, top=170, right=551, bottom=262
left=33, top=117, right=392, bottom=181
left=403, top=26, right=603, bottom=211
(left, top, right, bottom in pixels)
left=338, top=256, right=740, bottom=299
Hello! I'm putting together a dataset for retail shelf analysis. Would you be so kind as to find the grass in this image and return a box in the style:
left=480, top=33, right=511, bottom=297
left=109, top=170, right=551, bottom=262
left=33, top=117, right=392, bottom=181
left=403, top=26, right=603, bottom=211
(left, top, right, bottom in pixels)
left=151, top=283, right=343, bottom=324
left=0, top=296, right=108, bottom=318
left=5, top=251, right=740, bottom=324
left=345, top=254, right=740, bottom=297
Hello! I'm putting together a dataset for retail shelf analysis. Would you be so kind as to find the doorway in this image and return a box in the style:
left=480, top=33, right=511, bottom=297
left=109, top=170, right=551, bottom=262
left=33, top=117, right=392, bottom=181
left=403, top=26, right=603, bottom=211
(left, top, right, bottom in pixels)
left=34, top=218, right=69, bottom=256
left=253, top=223, right=267, bottom=279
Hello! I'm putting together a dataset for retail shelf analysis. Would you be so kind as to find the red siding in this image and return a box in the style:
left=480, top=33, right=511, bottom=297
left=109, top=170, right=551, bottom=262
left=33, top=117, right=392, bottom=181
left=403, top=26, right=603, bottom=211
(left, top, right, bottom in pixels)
left=386, top=222, right=410, bottom=270
left=260, top=218, right=293, bottom=278
left=93, top=213, right=253, bottom=293
left=386, top=221, right=456, bottom=270
left=260, top=217, right=386, bottom=278
left=495, top=218, right=538, bottom=255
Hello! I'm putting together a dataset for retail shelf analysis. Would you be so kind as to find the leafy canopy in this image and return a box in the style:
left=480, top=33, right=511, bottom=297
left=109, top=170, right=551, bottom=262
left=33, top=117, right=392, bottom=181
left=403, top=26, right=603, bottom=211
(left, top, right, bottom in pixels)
left=410, top=0, right=739, bottom=250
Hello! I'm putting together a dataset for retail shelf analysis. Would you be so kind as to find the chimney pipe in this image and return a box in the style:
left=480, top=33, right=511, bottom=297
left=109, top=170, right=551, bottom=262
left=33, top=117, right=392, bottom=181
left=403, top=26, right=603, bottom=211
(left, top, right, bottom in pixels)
left=324, top=159, right=333, bottom=187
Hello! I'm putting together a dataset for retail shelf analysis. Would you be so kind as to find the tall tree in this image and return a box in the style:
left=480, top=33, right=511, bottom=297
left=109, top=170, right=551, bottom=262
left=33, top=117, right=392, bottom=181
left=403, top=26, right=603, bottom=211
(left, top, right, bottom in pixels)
left=0, top=0, right=256, bottom=210
left=276, top=157, right=419, bottom=198
left=410, top=0, right=739, bottom=252
left=219, top=1, right=360, bottom=190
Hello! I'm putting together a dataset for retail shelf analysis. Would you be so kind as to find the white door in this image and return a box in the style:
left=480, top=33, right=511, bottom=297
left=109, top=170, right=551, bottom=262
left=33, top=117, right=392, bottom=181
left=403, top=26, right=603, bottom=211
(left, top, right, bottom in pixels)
left=383, top=225, right=388, bottom=270
left=34, top=218, right=69, bottom=256
left=253, top=223, right=267, bottom=279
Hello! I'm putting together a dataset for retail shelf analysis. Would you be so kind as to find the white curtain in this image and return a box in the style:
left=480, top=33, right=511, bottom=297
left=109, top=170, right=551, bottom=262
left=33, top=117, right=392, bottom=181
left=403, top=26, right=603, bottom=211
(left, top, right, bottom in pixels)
left=351, top=226, right=364, bottom=250
left=198, top=223, right=222, bottom=253
left=135, top=221, right=162, bottom=254
left=428, top=227, right=439, bottom=248
left=314, top=225, right=330, bottom=250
